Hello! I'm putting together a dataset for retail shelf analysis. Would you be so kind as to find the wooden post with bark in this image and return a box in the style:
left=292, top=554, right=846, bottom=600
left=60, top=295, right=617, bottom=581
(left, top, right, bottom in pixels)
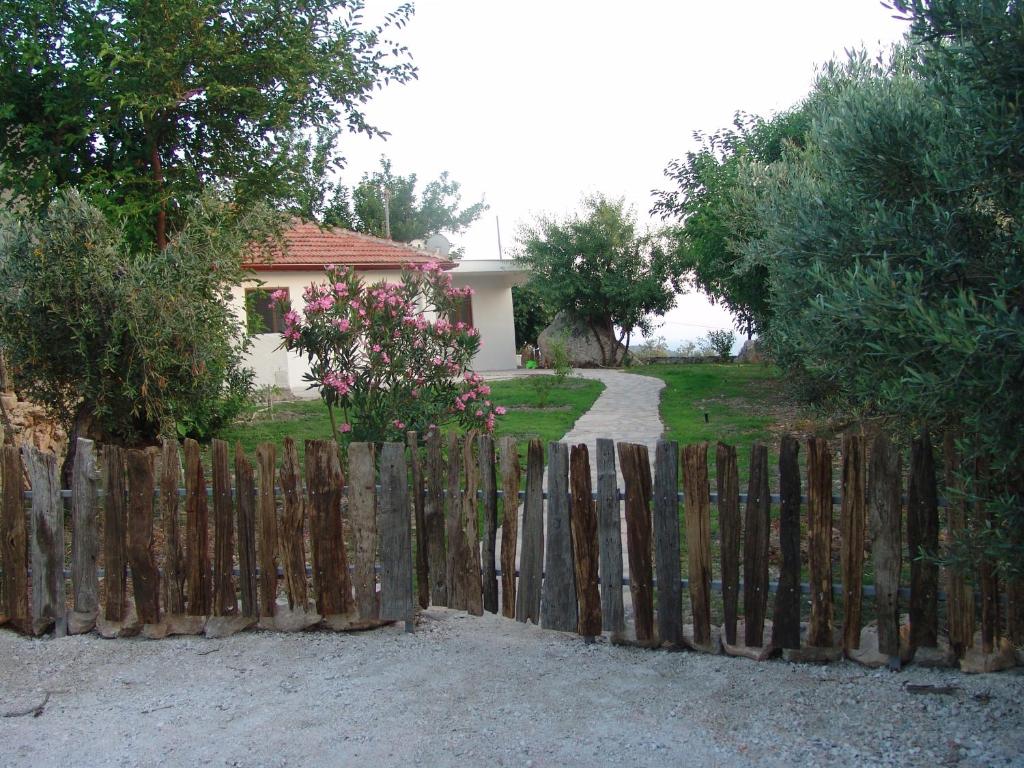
left=908, top=429, right=939, bottom=649
left=211, top=439, right=236, bottom=616
left=23, top=446, right=64, bottom=635
left=256, top=443, right=279, bottom=618
left=104, top=444, right=130, bottom=622
left=681, top=442, right=712, bottom=648
left=478, top=434, right=499, bottom=614
left=869, top=434, right=902, bottom=665
left=716, top=442, right=741, bottom=647
left=839, top=433, right=865, bottom=653
left=569, top=443, right=601, bottom=639
left=278, top=437, right=308, bottom=611
left=127, top=449, right=160, bottom=625
left=424, top=430, right=447, bottom=606
left=461, top=433, right=484, bottom=616
left=70, top=438, right=100, bottom=632
left=806, top=437, right=833, bottom=648
left=653, top=440, right=682, bottom=647
left=619, top=442, right=655, bottom=646
left=1, top=445, right=28, bottom=631
left=516, top=439, right=544, bottom=624
left=182, top=439, right=210, bottom=616
left=235, top=444, right=258, bottom=618
left=349, top=442, right=379, bottom=621
left=743, top=443, right=770, bottom=648
left=772, top=435, right=801, bottom=650
left=942, top=433, right=974, bottom=656
left=408, top=432, right=430, bottom=611
left=542, top=441, right=576, bottom=632
left=498, top=436, right=520, bottom=619
left=160, top=438, right=185, bottom=616
left=596, top=438, right=624, bottom=635
left=305, top=439, right=352, bottom=617
left=445, top=432, right=465, bottom=610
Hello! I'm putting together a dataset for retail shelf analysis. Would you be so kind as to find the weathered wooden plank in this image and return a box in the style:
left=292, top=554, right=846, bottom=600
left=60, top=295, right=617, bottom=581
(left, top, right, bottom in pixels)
left=1, top=445, right=28, bottom=631
left=408, top=432, right=429, bottom=611
left=596, top=438, right=623, bottom=635
left=542, top=441, right=576, bottom=632
left=498, top=436, right=520, bottom=619
left=305, top=439, right=352, bottom=617
left=681, top=442, right=711, bottom=648
left=907, top=429, right=939, bottom=649
left=869, top=433, right=902, bottom=661
left=942, top=433, right=973, bottom=655
left=619, top=442, right=655, bottom=646
left=160, top=438, right=185, bottom=616
left=806, top=437, right=834, bottom=648
left=211, top=439, right=236, bottom=616
left=516, top=438, right=544, bottom=624
left=255, top=443, right=278, bottom=618
left=379, top=442, right=413, bottom=622
left=23, top=446, right=64, bottom=635
left=569, top=444, right=601, bottom=638
left=461, top=433, right=484, bottom=617
left=445, top=431, right=465, bottom=610
left=182, top=439, right=210, bottom=616
left=278, top=437, right=309, bottom=610
left=70, top=438, right=100, bottom=629
left=772, top=435, right=801, bottom=650
left=478, top=434, right=499, bottom=614
left=742, top=443, right=770, bottom=648
left=424, top=430, right=447, bottom=606
left=104, top=444, right=130, bottom=622
left=838, top=433, right=865, bottom=653
left=975, top=458, right=999, bottom=653
left=654, top=440, right=683, bottom=647
left=716, top=442, right=740, bottom=646
left=349, top=441, right=378, bottom=621
left=235, top=444, right=258, bottom=618
left=127, top=449, right=160, bottom=625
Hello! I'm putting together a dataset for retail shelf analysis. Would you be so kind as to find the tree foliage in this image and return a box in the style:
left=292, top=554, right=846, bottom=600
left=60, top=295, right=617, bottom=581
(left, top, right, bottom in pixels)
left=511, top=282, right=555, bottom=348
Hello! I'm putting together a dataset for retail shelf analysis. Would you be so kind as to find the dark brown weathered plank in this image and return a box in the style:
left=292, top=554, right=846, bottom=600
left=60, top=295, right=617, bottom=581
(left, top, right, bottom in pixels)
left=349, top=441, right=378, bottom=621
left=942, top=433, right=973, bottom=655
left=211, top=439, right=236, bottom=616
left=772, top=435, right=801, bottom=650
left=461, top=433, right=484, bottom=617
left=379, top=442, right=413, bottom=623
left=681, top=442, right=712, bottom=648
left=596, top=438, right=623, bottom=635
left=478, top=434, right=499, bottom=614
left=653, top=440, right=682, bottom=647
left=742, top=443, right=770, bottom=648
left=619, top=442, right=655, bottom=646
left=498, top=436, right=520, bottom=619
left=569, top=444, right=601, bottom=638
left=424, top=430, right=447, bottom=606
left=445, top=431, right=465, bottom=610
left=104, top=444, right=130, bottom=622
left=160, top=438, right=185, bottom=616
left=255, top=443, right=278, bottom=618
left=806, top=437, right=833, bottom=648
left=305, top=439, right=352, bottom=617
left=1, top=445, right=28, bottom=631
left=542, top=441, right=576, bottom=632
left=278, top=437, right=308, bottom=610
left=838, top=433, right=865, bottom=653
left=23, top=446, right=64, bottom=635
left=127, top=449, right=160, bottom=625
left=975, top=459, right=999, bottom=653
left=869, top=433, right=902, bottom=662
left=235, top=444, right=258, bottom=618
left=516, top=439, right=544, bottom=624
left=70, top=438, right=100, bottom=628
left=907, top=429, right=939, bottom=649
left=716, top=442, right=740, bottom=646
left=408, top=432, right=429, bottom=611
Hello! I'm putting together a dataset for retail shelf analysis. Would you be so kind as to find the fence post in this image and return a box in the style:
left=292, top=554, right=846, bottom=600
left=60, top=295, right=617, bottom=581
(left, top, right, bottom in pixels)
left=908, top=428, right=939, bottom=649
left=773, top=435, right=801, bottom=650
left=424, top=430, right=447, bottom=607
left=305, top=439, right=352, bottom=617
left=127, top=449, right=160, bottom=625
left=807, top=437, right=834, bottom=648
left=682, top=442, right=713, bottom=650
left=478, top=434, right=499, bottom=614
left=461, top=433, right=484, bottom=616
left=379, top=442, right=413, bottom=626
left=742, top=443, right=770, bottom=648
left=256, top=443, right=279, bottom=619
left=70, top=438, right=100, bottom=633
left=516, top=438, right=544, bottom=624
left=498, top=436, right=520, bottom=619
left=542, top=441, right=576, bottom=632
left=716, top=442, right=740, bottom=647
left=104, top=444, right=130, bottom=622
left=445, top=432, right=465, bottom=610
left=654, top=440, right=682, bottom=648
left=279, top=437, right=309, bottom=612
left=569, top=443, right=601, bottom=640
left=23, top=446, right=64, bottom=636
left=349, top=441, right=379, bottom=622
left=869, top=433, right=902, bottom=667
left=619, top=442, right=655, bottom=647
left=211, top=439, right=236, bottom=616
left=235, top=444, right=258, bottom=619
left=596, top=438, right=623, bottom=636
left=942, top=432, right=974, bottom=656
left=408, top=431, right=430, bottom=611
left=160, top=438, right=186, bottom=616
left=1, top=444, right=28, bottom=632
left=839, top=433, right=865, bottom=653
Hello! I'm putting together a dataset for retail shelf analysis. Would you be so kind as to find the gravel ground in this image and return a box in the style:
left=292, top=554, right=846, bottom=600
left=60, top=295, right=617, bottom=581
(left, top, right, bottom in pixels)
left=1, top=609, right=1021, bottom=768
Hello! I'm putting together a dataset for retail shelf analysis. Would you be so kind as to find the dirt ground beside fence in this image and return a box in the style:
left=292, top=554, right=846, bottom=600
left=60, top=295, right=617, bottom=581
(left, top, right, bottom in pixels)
left=1, top=608, right=1021, bottom=768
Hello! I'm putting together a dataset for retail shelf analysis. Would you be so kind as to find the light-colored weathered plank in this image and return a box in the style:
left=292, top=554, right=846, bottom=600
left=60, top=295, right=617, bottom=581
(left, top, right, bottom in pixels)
left=570, top=443, right=601, bottom=638
left=70, top=438, right=100, bottom=631
left=596, top=438, right=623, bottom=635
left=235, top=444, right=258, bottom=618
left=127, top=449, right=160, bottom=625
left=160, top=438, right=185, bottom=616
left=807, top=437, right=833, bottom=648
left=542, top=441, right=576, bottom=632
left=681, top=442, right=712, bottom=648
left=23, top=446, right=64, bottom=636
left=498, top=436, right=520, bottom=619
left=654, top=440, right=682, bottom=647
left=379, top=442, right=413, bottom=623
left=349, top=441, right=379, bottom=621
left=516, top=439, right=544, bottom=624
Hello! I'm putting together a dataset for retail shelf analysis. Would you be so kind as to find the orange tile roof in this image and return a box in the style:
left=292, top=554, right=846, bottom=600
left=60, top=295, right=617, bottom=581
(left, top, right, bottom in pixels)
left=245, top=220, right=452, bottom=272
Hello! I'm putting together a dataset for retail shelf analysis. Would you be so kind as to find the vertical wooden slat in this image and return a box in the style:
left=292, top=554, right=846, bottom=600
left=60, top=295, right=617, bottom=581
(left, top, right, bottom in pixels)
left=23, top=446, right=64, bottom=635
left=256, top=443, right=278, bottom=618
left=653, top=440, right=682, bottom=647
left=869, top=433, right=902, bottom=662
left=619, top=442, right=655, bottom=646
left=976, top=459, right=999, bottom=654
left=516, top=438, right=544, bottom=624
left=211, top=439, right=236, bottom=616
left=461, top=433, right=484, bottom=616
left=681, top=442, right=712, bottom=648
left=478, top=434, right=499, bottom=614
left=716, top=442, right=741, bottom=647
left=542, top=441, right=576, bottom=631
left=742, top=443, right=769, bottom=648
left=772, top=435, right=801, bottom=650
left=942, top=433, right=973, bottom=655
left=907, top=429, right=939, bottom=649
left=498, top=436, right=520, bottom=619
left=424, top=430, right=447, bottom=606
left=235, top=444, right=258, bottom=618
left=70, top=438, right=100, bottom=630
left=104, top=444, right=130, bottom=622
left=349, top=442, right=378, bottom=621
left=127, top=449, right=160, bottom=625
left=305, top=439, right=352, bottom=617
left=1, top=445, right=28, bottom=632
left=408, top=432, right=429, bottom=611
left=160, top=438, right=185, bottom=616
left=445, top=431, right=465, bottom=610
left=838, top=433, right=865, bottom=653
left=596, top=438, right=623, bottom=635
left=569, top=444, right=601, bottom=638
left=278, top=437, right=308, bottom=610
left=379, top=442, right=413, bottom=623
left=806, top=437, right=833, bottom=648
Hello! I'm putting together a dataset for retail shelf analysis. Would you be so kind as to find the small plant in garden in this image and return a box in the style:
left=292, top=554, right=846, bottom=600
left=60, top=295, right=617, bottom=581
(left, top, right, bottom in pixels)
left=703, top=329, right=736, bottom=362
left=273, top=262, right=504, bottom=446
left=531, top=335, right=572, bottom=407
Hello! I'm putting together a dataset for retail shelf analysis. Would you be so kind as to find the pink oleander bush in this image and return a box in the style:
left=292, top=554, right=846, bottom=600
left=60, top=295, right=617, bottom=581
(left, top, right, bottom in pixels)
left=273, top=262, right=505, bottom=445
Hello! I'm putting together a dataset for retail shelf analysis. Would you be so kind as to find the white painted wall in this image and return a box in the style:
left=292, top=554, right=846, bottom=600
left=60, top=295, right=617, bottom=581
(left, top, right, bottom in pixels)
left=450, top=274, right=517, bottom=370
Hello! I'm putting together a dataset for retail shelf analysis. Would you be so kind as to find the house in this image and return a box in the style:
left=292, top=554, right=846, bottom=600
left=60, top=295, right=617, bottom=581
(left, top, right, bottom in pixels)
left=234, top=221, right=528, bottom=396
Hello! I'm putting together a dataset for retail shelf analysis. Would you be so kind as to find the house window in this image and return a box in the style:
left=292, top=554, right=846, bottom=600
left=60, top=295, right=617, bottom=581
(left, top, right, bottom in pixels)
left=245, top=287, right=288, bottom=335
left=449, top=295, right=474, bottom=328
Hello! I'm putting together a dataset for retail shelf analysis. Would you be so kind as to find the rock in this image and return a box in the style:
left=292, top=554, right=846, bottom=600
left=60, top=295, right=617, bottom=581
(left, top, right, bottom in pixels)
left=5, top=396, right=67, bottom=457
left=848, top=622, right=915, bottom=668
left=204, top=615, right=257, bottom=639
left=163, top=614, right=207, bottom=636
left=682, top=623, right=722, bottom=655
left=538, top=311, right=626, bottom=368
left=321, top=613, right=396, bottom=632
left=736, top=339, right=763, bottom=364
left=781, top=622, right=843, bottom=664
left=912, top=639, right=957, bottom=669
left=960, top=636, right=1018, bottom=674
left=260, top=605, right=321, bottom=633
left=721, top=620, right=774, bottom=660
left=67, top=610, right=98, bottom=635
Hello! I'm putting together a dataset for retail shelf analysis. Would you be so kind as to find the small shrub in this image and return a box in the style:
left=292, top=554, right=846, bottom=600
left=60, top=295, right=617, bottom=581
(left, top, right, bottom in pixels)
left=703, top=330, right=736, bottom=362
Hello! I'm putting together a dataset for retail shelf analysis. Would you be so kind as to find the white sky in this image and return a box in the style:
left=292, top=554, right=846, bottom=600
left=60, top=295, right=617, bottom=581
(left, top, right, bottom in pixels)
left=337, top=0, right=911, bottom=347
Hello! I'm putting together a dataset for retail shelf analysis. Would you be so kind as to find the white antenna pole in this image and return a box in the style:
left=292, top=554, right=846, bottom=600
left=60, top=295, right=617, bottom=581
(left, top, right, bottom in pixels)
left=382, top=186, right=392, bottom=240
left=496, top=215, right=503, bottom=260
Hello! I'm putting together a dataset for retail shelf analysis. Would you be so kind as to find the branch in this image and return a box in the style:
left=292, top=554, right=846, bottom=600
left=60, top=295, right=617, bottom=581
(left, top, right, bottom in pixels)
left=3, top=692, right=50, bottom=718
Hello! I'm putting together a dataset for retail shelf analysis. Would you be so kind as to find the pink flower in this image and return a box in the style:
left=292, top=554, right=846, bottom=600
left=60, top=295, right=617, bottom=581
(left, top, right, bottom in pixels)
left=339, top=423, right=352, bottom=433
left=393, top=420, right=405, bottom=430
left=270, top=288, right=288, bottom=302
left=332, top=317, right=350, bottom=332
left=495, top=406, right=507, bottom=415
left=372, top=344, right=382, bottom=353
left=475, top=409, right=483, bottom=417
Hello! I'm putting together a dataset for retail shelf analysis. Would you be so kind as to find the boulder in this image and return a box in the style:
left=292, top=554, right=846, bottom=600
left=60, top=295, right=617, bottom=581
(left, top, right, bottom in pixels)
left=736, top=338, right=764, bottom=364
left=538, top=311, right=625, bottom=368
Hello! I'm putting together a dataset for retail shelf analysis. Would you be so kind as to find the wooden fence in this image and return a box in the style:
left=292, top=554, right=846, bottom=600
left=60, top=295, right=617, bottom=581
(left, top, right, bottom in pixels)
left=0, top=431, right=1019, bottom=671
